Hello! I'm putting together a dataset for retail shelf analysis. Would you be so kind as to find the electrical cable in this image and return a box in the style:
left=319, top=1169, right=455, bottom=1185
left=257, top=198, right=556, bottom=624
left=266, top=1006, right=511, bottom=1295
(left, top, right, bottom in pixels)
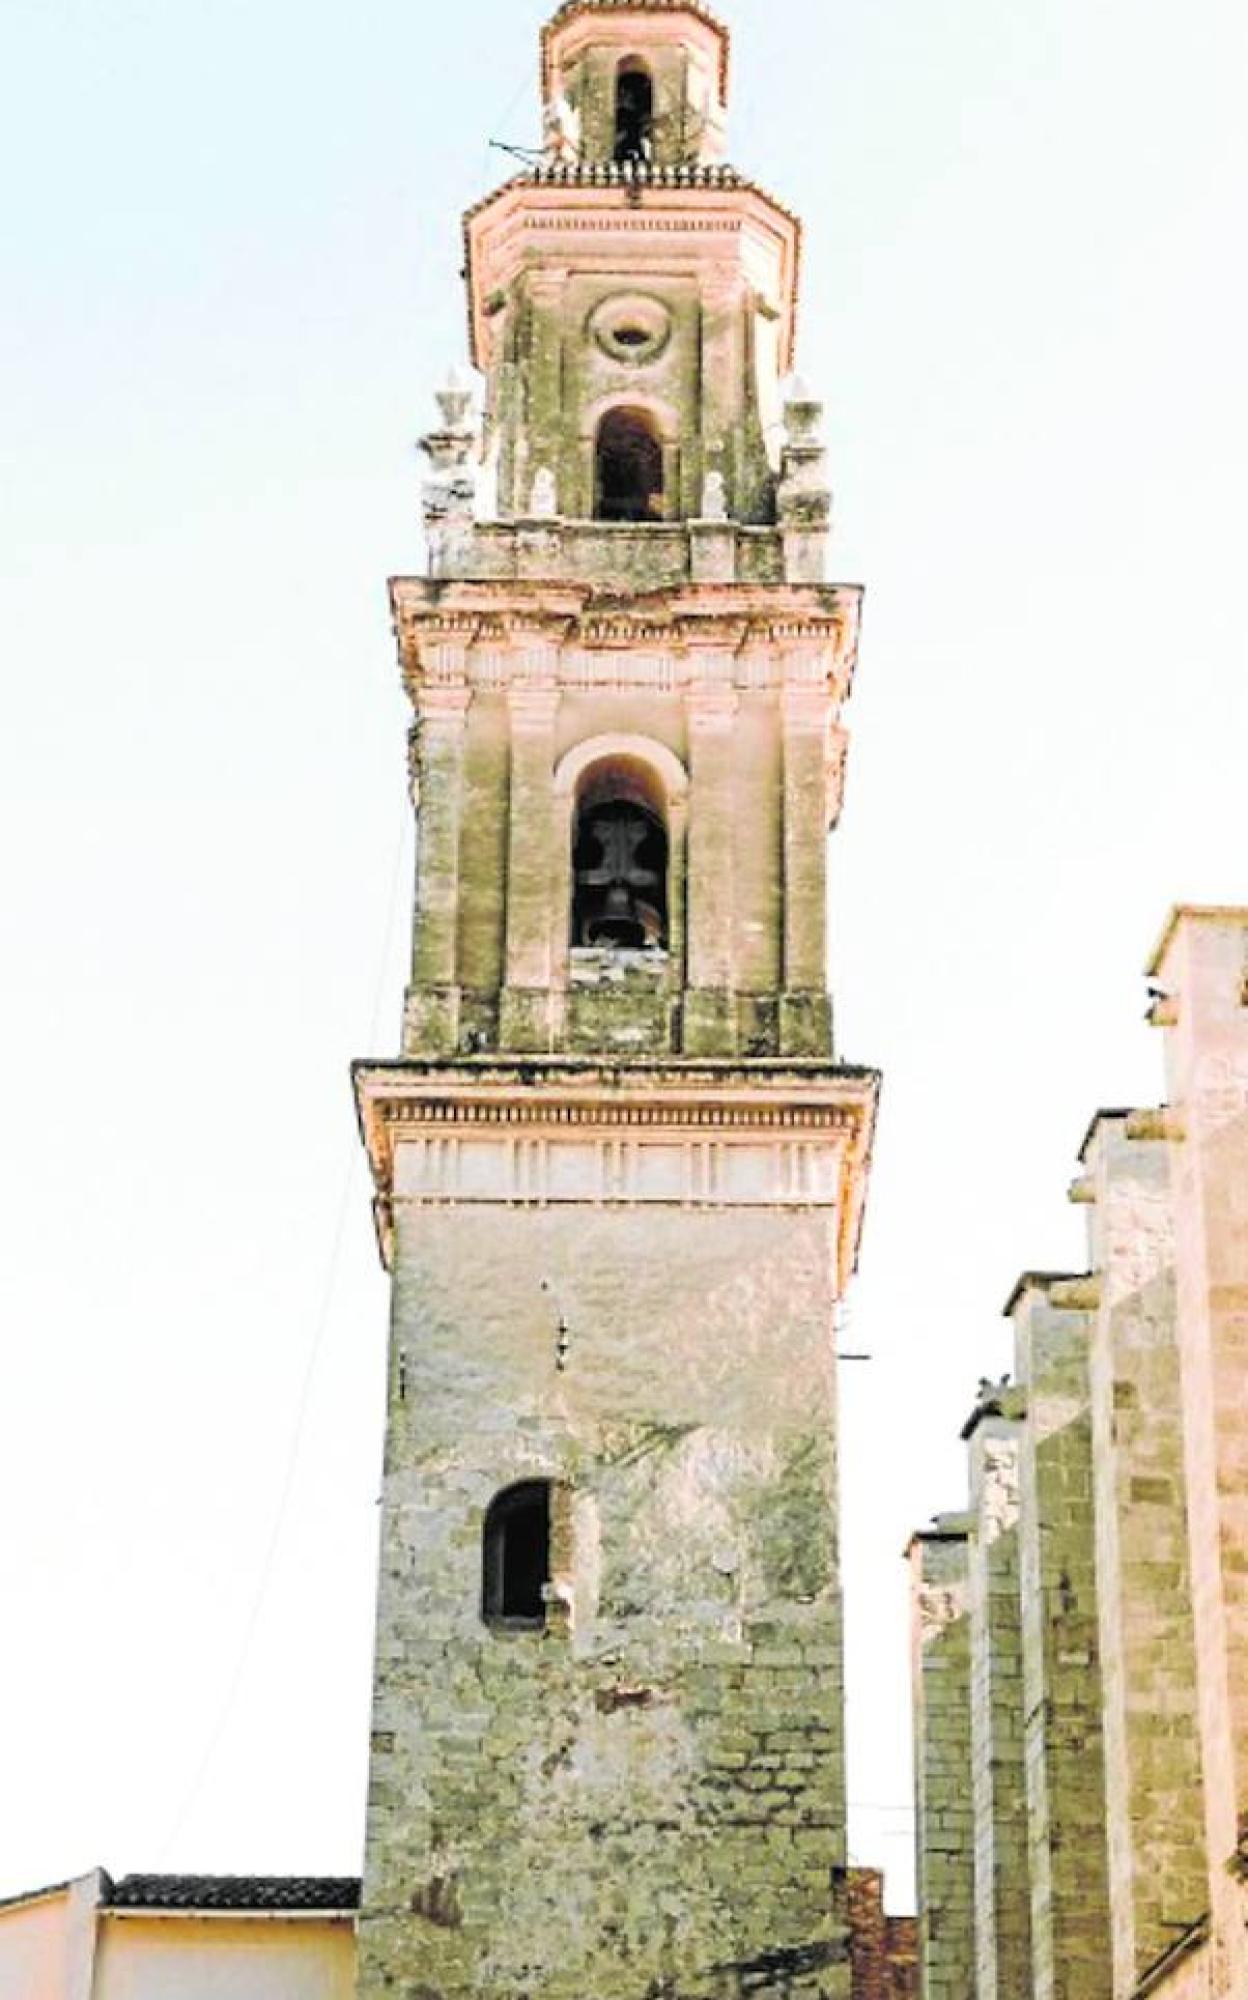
left=157, top=794, right=411, bottom=1859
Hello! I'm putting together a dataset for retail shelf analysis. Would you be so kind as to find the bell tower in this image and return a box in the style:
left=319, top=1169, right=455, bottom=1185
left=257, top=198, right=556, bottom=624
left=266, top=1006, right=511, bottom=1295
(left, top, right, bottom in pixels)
left=355, top=5, right=879, bottom=1997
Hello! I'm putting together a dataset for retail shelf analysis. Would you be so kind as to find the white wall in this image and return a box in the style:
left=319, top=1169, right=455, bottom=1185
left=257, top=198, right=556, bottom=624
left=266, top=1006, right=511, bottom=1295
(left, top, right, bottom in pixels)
left=93, top=1916, right=355, bottom=2000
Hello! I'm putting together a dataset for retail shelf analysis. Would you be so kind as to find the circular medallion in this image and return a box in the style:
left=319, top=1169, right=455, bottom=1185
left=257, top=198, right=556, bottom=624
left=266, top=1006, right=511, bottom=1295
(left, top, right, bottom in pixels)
left=589, top=293, right=673, bottom=366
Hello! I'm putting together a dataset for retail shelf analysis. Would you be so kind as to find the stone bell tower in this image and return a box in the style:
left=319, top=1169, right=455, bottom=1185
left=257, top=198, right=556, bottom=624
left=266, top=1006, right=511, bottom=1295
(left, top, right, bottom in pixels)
left=354, top=5, right=878, bottom=1997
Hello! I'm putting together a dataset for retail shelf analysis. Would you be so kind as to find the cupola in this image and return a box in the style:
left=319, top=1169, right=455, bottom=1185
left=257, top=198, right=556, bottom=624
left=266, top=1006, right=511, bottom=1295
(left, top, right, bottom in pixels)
left=541, top=1, right=730, bottom=167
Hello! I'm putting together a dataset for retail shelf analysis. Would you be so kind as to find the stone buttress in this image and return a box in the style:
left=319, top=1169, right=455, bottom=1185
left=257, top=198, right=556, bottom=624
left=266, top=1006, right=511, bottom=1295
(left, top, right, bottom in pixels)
left=353, top=8, right=879, bottom=2000
left=907, top=1519, right=975, bottom=2000
left=907, top=908, right=1248, bottom=2000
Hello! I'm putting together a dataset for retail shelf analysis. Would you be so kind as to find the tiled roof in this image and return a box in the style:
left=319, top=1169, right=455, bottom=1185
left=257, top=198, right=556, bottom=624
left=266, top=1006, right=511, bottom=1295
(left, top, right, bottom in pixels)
left=462, top=162, right=799, bottom=234
left=527, top=159, right=744, bottom=189
left=107, top=1875, right=361, bottom=1913
left=545, top=0, right=728, bottom=31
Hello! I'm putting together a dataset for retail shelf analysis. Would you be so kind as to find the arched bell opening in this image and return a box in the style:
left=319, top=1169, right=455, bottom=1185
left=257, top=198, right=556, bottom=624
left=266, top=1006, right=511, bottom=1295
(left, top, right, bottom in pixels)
left=613, top=60, right=654, bottom=164
left=595, top=406, right=665, bottom=523
left=571, top=760, right=670, bottom=953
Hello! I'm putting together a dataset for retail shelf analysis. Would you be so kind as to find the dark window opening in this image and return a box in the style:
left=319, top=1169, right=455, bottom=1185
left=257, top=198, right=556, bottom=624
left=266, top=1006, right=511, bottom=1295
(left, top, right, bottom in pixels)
left=595, top=407, right=664, bottom=523
left=614, top=63, right=654, bottom=164
left=573, top=797, right=669, bottom=950
left=483, top=1482, right=550, bottom=1628
left=613, top=326, right=649, bottom=348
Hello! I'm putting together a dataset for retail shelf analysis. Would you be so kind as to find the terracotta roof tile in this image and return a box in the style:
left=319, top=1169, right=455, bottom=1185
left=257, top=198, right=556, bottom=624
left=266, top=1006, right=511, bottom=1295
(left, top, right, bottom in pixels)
left=107, top=1875, right=361, bottom=1913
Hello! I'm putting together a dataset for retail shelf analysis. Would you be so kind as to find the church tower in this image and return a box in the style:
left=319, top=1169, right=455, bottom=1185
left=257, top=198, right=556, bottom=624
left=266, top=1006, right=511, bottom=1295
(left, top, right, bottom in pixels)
left=354, top=5, right=878, bottom=1996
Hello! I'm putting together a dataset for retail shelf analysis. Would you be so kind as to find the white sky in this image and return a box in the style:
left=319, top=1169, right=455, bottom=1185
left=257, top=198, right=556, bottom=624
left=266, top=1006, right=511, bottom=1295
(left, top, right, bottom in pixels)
left=2, top=0, right=1245, bottom=1918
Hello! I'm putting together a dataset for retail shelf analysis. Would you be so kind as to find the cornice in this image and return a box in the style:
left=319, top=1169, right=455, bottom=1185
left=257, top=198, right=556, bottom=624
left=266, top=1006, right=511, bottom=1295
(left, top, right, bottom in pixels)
left=462, top=176, right=801, bottom=370
left=388, top=579, right=862, bottom=704
left=541, top=2, right=732, bottom=103
left=353, top=1058, right=879, bottom=1283
left=1147, top=903, right=1248, bottom=977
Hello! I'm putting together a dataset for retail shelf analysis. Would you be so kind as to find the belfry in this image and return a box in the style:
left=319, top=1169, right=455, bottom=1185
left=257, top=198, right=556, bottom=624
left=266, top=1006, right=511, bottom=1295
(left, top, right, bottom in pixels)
left=353, top=4, right=880, bottom=1996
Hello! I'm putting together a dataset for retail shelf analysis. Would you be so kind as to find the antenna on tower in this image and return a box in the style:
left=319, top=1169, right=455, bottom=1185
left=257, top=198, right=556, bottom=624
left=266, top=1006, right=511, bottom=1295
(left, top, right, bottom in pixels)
left=489, top=139, right=546, bottom=168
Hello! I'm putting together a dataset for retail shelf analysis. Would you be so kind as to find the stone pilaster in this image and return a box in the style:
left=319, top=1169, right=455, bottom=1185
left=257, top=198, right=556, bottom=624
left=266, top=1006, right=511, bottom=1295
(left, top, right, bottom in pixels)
left=515, top=269, right=566, bottom=516
left=683, top=682, right=738, bottom=1055
left=698, top=273, right=750, bottom=521
left=1081, top=1113, right=1207, bottom=1996
left=781, top=683, right=833, bottom=1056
left=500, top=679, right=561, bottom=1053
left=967, top=1410, right=1032, bottom=2000
left=404, top=682, right=470, bottom=1055
left=1151, top=908, right=1248, bottom=1996
left=1008, top=1277, right=1111, bottom=2000
left=908, top=1518, right=975, bottom=2000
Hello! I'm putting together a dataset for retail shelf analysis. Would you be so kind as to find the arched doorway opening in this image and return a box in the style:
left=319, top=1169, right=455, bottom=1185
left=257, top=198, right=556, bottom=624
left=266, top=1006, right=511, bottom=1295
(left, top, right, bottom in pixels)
left=614, top=61, right=654, bottom=164
left=594, top=407, right=665, bottom=523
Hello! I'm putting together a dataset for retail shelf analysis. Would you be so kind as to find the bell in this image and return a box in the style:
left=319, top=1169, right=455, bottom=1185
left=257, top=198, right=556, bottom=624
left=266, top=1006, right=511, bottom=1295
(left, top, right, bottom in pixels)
left=588, top=883, right=647, bottom=951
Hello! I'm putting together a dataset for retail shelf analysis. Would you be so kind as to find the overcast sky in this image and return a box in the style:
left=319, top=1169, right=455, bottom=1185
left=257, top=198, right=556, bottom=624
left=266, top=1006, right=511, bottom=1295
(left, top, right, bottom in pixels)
left=2, top=0, right=1245, bottom=1916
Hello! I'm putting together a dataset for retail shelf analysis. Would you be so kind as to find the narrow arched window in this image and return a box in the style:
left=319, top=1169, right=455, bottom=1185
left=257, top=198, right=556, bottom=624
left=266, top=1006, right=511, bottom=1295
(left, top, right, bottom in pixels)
left=482, top=1482, right=550, bottom=1629
left=595, top=407, right=664, bottom=523
left=572, top=765, right=669, bottom=951
left=614, top=61, right=654, bottom=164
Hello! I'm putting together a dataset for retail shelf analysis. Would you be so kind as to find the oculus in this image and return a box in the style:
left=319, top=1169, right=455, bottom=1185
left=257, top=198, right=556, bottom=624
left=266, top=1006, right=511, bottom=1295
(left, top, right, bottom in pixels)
left=589, top=292, right=673, bottom=367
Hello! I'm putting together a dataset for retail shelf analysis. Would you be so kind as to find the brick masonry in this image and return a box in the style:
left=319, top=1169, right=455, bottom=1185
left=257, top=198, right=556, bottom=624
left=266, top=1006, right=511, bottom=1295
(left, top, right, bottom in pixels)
left=847, top=1870, right=917, bottom=2000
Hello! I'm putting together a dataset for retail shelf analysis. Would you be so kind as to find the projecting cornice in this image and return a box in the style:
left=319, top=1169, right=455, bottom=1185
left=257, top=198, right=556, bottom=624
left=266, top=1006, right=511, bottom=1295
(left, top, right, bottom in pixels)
left=462, top=175, right=801, bottom=371
left=541, top=1, right=732, bottom=102
left=352, top=1057, right=879, bottom=1285
left=388, top=578, right=862, bottom=704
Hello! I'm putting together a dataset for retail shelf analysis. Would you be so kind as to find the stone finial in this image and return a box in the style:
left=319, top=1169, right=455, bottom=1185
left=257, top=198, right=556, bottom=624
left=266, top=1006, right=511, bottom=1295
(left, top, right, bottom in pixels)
left=783, top=377, right=824, bottom=446
left=529, top=466, right=559, bottom=519
left=419, top=366, right=479, bottom=578
left=700, top=468, right=728, bottom=522
left=435, top=363, right=475, bottom=431
left=543, top=91, right=581, bottom=164
left=777, top=375, right=832, bottom=582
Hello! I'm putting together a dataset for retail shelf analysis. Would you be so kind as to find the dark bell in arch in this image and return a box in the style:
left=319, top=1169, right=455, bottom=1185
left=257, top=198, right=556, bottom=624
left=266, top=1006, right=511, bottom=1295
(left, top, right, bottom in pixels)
left=614, top=64, right=654, bottom=165
left=572, top=800, right=668, bottom=951
left=595, top=407, right=664, bottom=523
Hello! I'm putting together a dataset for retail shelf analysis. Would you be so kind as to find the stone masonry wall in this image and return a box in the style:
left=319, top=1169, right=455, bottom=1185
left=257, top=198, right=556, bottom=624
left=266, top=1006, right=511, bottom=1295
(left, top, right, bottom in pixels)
left=358, top=1200, right=851, bottom=2000
left=402, top=671, right=845, bottom=1066
left=907, top=908, right=1248, bottom=2000
left=907, top=1524, right=974, bottom=2000
left=967, top=1416, right=1032, bottom=2000
left=1082, top=1116, right=1207, bottom=1996
left=1009, top=1280, right=1111, bottom=2000
left=1153, top=910, right=1248, bottom=1999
